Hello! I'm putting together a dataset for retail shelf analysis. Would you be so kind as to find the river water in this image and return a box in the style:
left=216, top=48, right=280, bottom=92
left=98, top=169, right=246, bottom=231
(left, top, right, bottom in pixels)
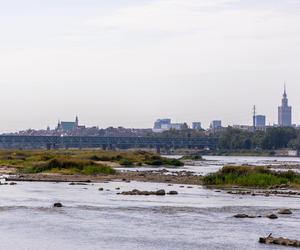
left=0, top=156, right=300, bottom=250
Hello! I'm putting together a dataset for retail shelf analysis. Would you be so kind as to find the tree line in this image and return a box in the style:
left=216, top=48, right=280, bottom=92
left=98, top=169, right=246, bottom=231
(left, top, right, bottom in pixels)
left=147, top=126, right=300, bottom=150
left=218, top=127, right=300, bottom=150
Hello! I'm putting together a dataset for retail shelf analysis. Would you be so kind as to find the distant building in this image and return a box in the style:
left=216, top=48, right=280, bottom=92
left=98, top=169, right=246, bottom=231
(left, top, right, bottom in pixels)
left=170, top=123, right=188, bottom=130
left=57, top=116, right=79, bottom=132
left=210, top=120, right=223, bottom=134
left=153, top=119, right=188, bottom=132
left=278, top=85, right=292, bottom=127
left=210, top=120, right=222, bottom=129
left=153, top=119, right=171, bottom=131
left=192, top=122, right=202, bottom=130
left=255, top=115, right=266, bottom=128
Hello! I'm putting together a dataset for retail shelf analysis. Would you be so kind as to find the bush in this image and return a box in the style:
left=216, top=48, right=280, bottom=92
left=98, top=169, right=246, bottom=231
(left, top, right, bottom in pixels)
left=118, top=159, right=134, bottom=166
left=203, top=165, right=300, bottom=188
left=180, top=155, right=203, bottom=161
left=21, top=158, right=116, bottom=175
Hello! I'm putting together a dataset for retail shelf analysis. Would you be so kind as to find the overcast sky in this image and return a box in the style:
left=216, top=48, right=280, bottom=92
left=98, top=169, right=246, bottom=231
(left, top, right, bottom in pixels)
left=1, top=0, right=300, bottom=132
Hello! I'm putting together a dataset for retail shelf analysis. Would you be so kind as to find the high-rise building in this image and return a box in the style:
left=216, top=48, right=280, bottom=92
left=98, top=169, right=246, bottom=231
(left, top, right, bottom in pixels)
left=255, top=115, right=266, bottom=130
left=210, top=120, right=222, bottom=129
left=153, top=119, right=171, bottom=130
left=192, top=122, right=202, bottom=130
left=278, top=85, right=292, bottom=127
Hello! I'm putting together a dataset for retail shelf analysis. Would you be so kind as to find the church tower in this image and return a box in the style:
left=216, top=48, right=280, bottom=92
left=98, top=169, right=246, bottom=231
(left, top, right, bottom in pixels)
left=278, top=84, right=292, bottom=127
left=75, top=116, right=79, bottom=128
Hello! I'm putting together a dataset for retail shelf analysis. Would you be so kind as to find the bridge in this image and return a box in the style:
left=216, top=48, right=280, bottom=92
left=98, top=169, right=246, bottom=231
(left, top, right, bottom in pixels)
left=0, top=135, right=218, bottom=152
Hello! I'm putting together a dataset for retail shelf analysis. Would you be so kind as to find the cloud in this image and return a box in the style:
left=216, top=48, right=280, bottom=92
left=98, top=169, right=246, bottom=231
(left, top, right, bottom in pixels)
left=86, top=0, right=241, bottom=33
left=87, top=0, right=300, bottom=42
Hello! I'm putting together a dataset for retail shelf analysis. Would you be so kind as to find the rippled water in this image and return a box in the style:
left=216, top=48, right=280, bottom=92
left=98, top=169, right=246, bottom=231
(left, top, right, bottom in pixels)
left=119, top=155, right=300, bottom=175
left=1, top=156, right=300, bottom=250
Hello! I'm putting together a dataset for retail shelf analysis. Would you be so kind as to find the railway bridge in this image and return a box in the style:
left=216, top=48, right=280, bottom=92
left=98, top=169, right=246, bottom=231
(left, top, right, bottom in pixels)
left=0, top=135, right=218, bottom=152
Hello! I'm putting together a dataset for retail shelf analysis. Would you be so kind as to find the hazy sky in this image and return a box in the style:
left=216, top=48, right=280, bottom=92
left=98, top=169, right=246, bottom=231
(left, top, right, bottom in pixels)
left=1, top=0, right=300, bottom=132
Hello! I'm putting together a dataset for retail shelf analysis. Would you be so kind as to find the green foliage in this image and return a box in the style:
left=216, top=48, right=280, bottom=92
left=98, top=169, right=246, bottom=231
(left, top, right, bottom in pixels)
left=203, top=165, right=300, bottom=188
left=180, top=155, right=203, bottom=161
left=81, top=165, right=116, bottom=175
left=218, top=127, right=298, bottom=150
left=21, top=158, right=116, bottom=175
left=261, top=127, right=297, bottom=149
left=0, top=149, right=183, bottom=175
left=118, top=159, right=134, bottom=166
left=144, top=155, right=184, bottom=167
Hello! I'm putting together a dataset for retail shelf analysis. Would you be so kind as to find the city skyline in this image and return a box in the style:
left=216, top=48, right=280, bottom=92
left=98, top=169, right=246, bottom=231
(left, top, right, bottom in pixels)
left=7, top=85, right=298, bottom=134
left=1, top=0, right=300, bottom=132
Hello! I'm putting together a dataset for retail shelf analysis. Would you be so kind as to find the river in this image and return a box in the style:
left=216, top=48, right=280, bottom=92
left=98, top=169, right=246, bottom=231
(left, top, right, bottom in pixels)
left=0, top=156, right=299, bottom=250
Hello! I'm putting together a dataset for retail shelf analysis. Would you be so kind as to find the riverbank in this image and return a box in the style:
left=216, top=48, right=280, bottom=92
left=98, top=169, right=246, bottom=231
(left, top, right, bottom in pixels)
left=0, top=149, right=183, bottom=175
left=4, top=170, right=203, bottom=185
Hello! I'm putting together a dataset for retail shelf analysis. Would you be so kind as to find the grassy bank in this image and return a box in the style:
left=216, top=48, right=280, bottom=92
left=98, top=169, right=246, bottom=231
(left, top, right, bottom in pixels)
left=0, top=150, right=183, bottom=175
left=203, top=165, right=300, bottom=188
left=21, top=158, right=116, bottom=175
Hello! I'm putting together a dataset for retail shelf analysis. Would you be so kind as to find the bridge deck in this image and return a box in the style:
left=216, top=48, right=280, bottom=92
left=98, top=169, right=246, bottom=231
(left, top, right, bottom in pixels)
left=0, top=135, right=218, bottom=150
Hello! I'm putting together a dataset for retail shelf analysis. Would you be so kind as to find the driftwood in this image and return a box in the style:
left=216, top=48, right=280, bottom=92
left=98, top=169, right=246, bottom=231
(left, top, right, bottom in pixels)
left=259, top=234, right=300, bottom=248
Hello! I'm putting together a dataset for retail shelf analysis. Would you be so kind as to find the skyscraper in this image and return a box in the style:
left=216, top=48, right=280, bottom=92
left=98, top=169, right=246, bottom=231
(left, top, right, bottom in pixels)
left=278, top=85, right=292, bottom=127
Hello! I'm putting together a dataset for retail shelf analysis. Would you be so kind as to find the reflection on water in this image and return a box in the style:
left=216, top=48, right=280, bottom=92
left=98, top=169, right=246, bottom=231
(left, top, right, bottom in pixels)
left=0, top=177, right=299, bottom=250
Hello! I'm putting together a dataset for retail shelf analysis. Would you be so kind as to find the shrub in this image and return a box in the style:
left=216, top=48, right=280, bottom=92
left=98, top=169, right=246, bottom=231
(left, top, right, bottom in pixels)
left=118, top=159, right=134, bottom=166
left=203, top=165, right=300, bottom=188
left=21, top=157, right=116, bottom=175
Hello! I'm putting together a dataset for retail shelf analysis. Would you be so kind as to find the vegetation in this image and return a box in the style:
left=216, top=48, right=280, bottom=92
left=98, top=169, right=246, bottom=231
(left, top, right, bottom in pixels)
left=0, top=149, right=184, bottom=174
left=218, top=127, right=300, bottom=150
left=203, top=165, right=300, bottom=188
left=149, top=126, right=300, bottom=152
left=21, top=158, right=116, bottom=175
left=180, top=155, right=203, bottom=161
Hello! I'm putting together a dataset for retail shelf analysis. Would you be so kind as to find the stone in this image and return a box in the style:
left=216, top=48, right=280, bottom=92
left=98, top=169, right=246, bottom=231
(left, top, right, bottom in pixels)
left=259, top=236, right=300, bottom=247
left=156, top=190, right=166, bottom=196
left=98, top=188, right=104, bottom=191
left=267, top=214, right=278, bottom=219
left=120, top=189, right=166, bottom=196
left=278, top=209, right=292, bottom=215
left=168, top=191, right=178, bottom=195
left=234, top=214, right=249, bottom=218
left=53, top=203, right=63, bottom=208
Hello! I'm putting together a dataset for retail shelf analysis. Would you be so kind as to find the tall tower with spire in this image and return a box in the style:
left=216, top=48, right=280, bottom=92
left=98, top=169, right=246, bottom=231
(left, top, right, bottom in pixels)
left=75, top=116, right=79, bottom=128
left=278, top=84, right=292, bottom=127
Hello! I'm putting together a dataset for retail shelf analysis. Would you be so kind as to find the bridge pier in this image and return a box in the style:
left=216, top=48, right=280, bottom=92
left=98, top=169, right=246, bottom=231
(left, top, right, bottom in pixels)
left=156, top=145, right=161, bottom=154
left=165, top=146, right=171, bottom=155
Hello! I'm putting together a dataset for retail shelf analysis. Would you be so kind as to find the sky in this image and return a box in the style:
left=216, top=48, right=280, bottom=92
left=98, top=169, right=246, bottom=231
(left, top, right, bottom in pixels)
left=1, top=0, right=300, bottom=132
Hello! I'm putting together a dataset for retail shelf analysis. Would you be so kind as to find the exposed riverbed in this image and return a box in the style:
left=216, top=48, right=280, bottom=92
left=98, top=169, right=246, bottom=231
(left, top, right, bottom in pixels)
left=0, top=156, right=300, bottom=250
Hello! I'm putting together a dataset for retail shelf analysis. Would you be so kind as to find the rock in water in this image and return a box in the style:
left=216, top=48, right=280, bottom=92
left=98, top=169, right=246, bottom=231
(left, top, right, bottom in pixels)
left=278, top=209, right=292, bottom=215
left=156, top=190, right=166, bottom=196
left=267, top=214, right=278, bottom=220
left=234, top=214, right=249, bottom=218
left=259, top=236, right=300, bottom=247
left=53, top=203, right=63, bottom=208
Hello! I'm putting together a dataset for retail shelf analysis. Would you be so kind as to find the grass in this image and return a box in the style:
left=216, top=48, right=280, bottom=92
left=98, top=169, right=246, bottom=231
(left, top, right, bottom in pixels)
left=203, top=165, right=300, bottom=188
left=0, top=149, right=184, bottom=174
left=180, top=155, right=203, bottom=161
left=20, top=158, right=116, bottom=175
